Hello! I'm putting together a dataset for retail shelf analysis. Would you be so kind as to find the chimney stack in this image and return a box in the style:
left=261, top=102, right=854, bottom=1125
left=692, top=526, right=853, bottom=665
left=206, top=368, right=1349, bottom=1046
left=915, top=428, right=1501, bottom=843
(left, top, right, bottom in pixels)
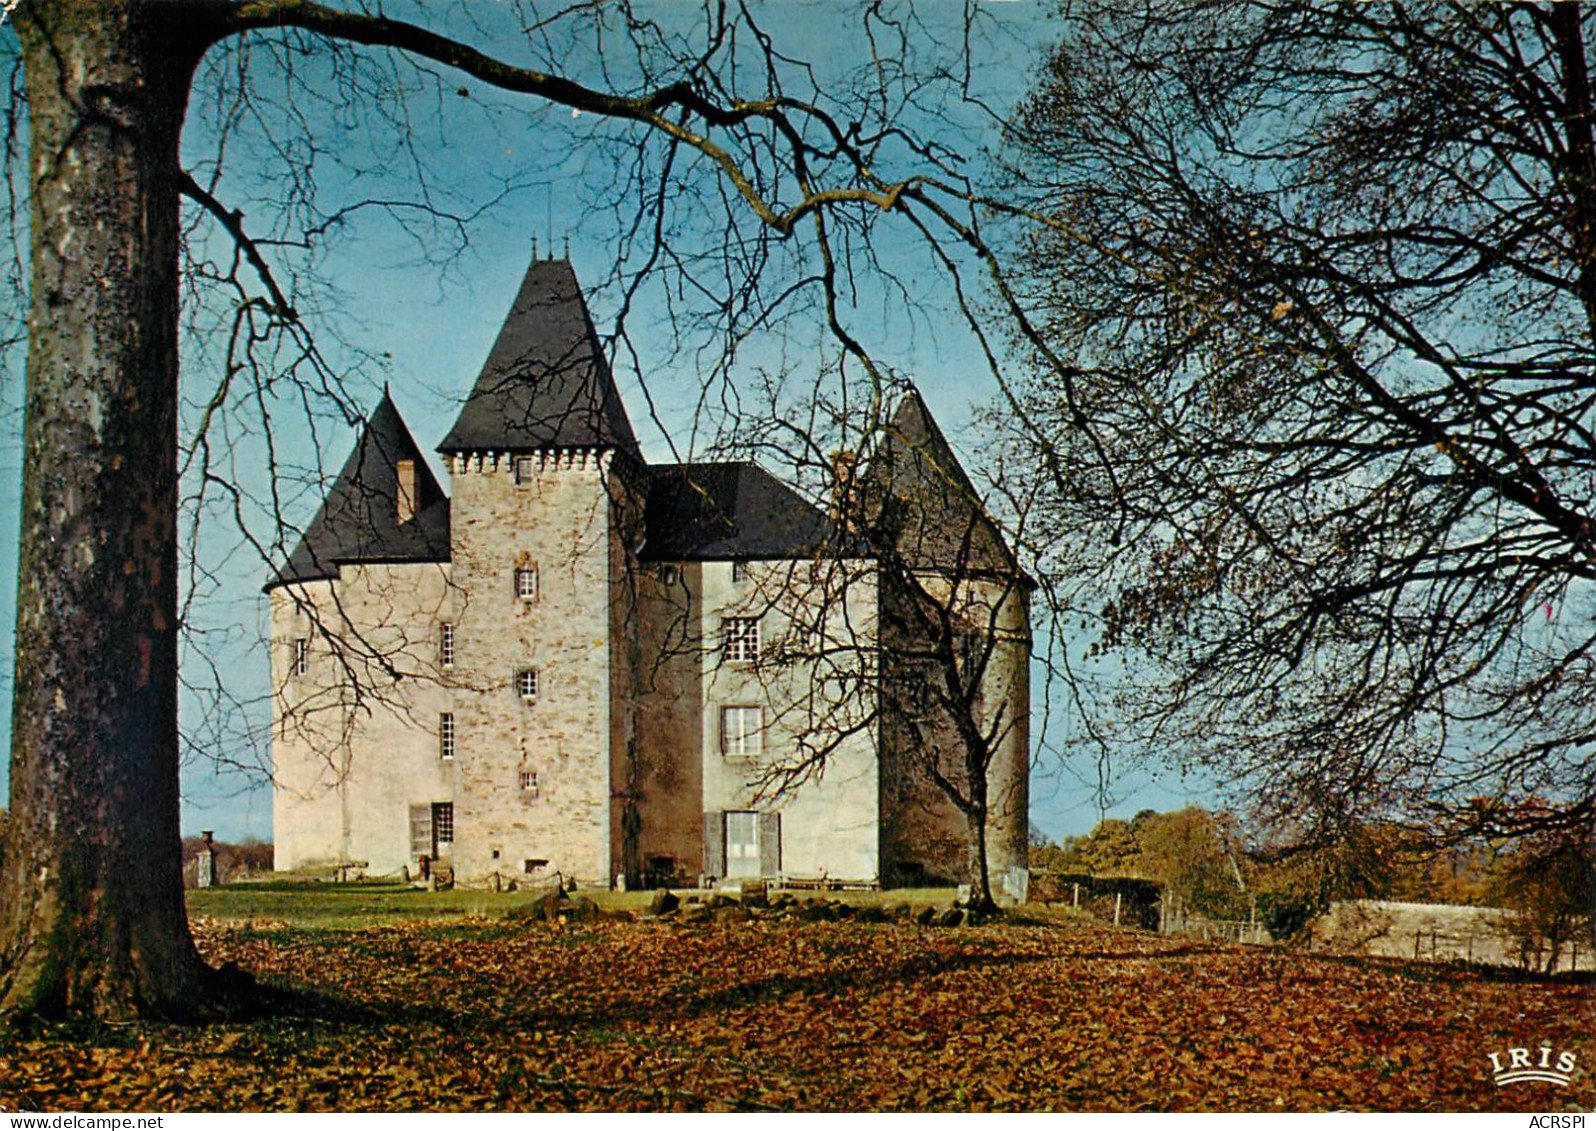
left=830, top=449, right=858, bottom=533
left=396, top=459, right=418, bottom=525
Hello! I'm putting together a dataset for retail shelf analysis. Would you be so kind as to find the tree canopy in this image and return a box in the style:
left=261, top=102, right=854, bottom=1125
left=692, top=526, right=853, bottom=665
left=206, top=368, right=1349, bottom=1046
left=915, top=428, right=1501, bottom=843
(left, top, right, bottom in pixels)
left=1005, top=0, right=1596, bottom=844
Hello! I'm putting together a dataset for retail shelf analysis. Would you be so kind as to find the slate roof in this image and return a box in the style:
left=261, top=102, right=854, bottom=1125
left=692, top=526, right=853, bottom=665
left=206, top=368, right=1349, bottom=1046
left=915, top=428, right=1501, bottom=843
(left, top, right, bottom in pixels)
left=641, top=462, right=839, bottom=561
left=267, top=392, right=451, bottom=590
left=437, top=258, right=643, bottom=461
left=857, top=388, right=1020, bottom=577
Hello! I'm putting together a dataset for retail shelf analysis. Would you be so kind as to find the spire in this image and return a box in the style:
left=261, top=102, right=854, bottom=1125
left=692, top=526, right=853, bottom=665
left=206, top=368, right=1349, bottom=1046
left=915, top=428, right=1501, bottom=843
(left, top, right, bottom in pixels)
left=268, top=391, right=451, bottom=589
left=436, top=257, right=643, bottom=462
left=858, top=387, right=1018, bottom=576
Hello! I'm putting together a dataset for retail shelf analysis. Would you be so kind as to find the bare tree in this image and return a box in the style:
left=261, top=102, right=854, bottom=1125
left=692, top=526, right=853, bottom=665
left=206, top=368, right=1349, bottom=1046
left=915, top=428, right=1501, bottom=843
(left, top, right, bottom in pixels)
left=1001, top=0, right=1596, bottom=844
left=1, top=0, right=1044, bottom=1019
left=710, top=380, right=1035, bottom=914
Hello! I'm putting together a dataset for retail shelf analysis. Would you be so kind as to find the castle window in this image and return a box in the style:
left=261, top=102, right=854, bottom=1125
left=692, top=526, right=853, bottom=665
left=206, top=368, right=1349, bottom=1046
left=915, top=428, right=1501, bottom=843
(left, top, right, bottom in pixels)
left=432, top=802, right=454, bottom=847
left=514, top=456, right=536, bottom=485
left=524, top=858, right=548, bottom=876
left=293, top=637, right=309, bottom=676
left=731, top=561, right=748, bottom=583
left=720, top=706, right=764, bottom=758
left=439, top=712, right=455, bottom=760
left=519, top=769, right=539, bottom=794
left=722, top=617, right=760, bottom=663
left=439, top=623, right=456, bottom=669
left=514, top=565, right=539, bottom=601
left=516, top=668, right=539, bottom=701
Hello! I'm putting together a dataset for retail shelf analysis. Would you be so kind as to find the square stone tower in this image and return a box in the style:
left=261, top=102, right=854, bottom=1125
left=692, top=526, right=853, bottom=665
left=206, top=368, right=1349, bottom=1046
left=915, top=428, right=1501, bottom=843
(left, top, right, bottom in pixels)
left=435, top=258, right=648, bottom=886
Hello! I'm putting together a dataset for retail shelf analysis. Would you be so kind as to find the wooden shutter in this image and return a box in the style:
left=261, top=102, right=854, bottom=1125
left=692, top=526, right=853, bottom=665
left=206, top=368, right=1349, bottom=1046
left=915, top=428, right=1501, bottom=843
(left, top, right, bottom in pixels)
left=759, top=811, right=781, bottom=876
left=702, top=811, right=726, bottom=879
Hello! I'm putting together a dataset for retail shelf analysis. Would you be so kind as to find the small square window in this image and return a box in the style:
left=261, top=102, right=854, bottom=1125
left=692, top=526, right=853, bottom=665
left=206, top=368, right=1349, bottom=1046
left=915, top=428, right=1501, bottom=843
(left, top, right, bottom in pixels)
left=514, top=565, right=538, bottom=601
left=731, top=561, right=749, bottom=583
left=293, top=637, right=308, bottom=676
left=524, top=857, right=548, bottom=876
left=722, top=617, right=760, bottom=663
left=439, top=712, right=455, bottom=760
left=516, top=668, right=539, bottom=700
left=658, top=564, right=679, bottom=585
left=514, top=456, right=536, bottom=485
left=721, top=706, right=764, bottom=758
left=519, top=769, right=539, bottom=794
left=440, top=623, right=456, bottom=669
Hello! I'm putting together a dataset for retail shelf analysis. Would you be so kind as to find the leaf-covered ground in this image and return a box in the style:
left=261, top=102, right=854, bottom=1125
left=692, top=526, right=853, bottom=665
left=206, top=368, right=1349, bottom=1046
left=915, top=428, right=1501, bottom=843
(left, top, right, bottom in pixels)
left=1, top=914, right=1590, bottom=1111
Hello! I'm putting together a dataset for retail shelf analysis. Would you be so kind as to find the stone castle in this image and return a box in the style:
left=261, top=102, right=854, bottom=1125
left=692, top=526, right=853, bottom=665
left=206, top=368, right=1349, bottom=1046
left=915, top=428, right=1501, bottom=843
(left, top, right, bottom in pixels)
left=267, top=255, right=1030, bottom=893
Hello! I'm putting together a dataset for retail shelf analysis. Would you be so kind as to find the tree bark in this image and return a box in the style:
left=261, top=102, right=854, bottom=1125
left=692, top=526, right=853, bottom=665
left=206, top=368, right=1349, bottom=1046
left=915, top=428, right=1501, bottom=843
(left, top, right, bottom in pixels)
left=0, top=0, right=238, bottom=1020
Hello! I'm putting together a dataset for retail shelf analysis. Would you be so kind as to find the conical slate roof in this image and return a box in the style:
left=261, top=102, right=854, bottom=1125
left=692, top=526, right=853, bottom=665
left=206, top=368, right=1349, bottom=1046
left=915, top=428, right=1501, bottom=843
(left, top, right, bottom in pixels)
left=267, top=392, right=451, bottom=589
left=437, top=257, right=642, bottom=461
left=858, top=388, right=1018, bottom=577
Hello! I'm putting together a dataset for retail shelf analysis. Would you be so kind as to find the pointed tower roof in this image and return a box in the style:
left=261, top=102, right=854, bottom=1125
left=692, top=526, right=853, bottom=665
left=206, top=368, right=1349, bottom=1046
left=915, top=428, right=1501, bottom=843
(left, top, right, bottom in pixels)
left=858, top=388, right=1019, bottom=577
left=437, top=257, right=643, bottom=461
left=267, top=391, right=451, bottom=589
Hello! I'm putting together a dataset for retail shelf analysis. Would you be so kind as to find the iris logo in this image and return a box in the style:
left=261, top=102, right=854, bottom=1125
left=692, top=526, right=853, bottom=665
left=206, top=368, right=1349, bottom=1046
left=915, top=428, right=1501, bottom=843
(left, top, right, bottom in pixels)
left=1486, top=1044, right=1578, bottom=1087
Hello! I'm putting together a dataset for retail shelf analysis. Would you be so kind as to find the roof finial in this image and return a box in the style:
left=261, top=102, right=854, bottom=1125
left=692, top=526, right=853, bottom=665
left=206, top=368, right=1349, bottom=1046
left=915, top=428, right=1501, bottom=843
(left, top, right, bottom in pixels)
left=545, top=185, right=554, bottom=261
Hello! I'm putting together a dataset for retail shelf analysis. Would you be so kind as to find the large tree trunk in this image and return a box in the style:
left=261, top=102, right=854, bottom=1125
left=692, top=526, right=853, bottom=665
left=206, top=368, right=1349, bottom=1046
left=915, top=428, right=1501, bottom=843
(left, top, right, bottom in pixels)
left=0, top=0, right=237, bottom=1020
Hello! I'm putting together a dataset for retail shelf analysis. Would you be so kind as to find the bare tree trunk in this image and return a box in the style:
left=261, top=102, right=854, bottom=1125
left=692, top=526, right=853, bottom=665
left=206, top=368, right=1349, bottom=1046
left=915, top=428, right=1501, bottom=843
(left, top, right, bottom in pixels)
left=0, top=0, right=239, bottom=1020
left=966, top=801, right=997, bottom=917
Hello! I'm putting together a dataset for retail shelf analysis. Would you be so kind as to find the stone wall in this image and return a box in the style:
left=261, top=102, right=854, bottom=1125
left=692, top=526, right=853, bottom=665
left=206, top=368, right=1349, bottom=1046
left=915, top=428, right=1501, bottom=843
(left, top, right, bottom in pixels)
left=698, top=557, right=882, bottom=883
left=632, top=560, right=708, bottom=883
left=270, top=562, right=456, bottom=874
left=878, top=572, right=1031, bottom=892
left=444, top=450, right=621, bottom=886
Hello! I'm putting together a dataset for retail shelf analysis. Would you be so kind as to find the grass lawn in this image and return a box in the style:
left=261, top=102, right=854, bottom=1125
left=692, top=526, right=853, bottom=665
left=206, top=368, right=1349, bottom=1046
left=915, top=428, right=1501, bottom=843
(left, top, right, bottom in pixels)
left=0, top=886, right=1589, bottom=1112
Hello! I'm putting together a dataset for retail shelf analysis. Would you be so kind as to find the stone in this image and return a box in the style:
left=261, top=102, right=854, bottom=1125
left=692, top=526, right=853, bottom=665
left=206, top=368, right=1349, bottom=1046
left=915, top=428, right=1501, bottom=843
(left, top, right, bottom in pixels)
left=649, top=889, right=680, bottom=916
left=567, top=896, right=598, bottom=921
left=915, top=906, right=936, bottom=926
left=936, top=907, right=964, bottom=928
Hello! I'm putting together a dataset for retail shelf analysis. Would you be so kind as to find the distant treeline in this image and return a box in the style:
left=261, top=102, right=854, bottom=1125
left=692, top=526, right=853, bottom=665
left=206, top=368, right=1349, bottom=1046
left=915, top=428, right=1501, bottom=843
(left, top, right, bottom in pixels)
left=1031, top=806, right=1594, bottom=959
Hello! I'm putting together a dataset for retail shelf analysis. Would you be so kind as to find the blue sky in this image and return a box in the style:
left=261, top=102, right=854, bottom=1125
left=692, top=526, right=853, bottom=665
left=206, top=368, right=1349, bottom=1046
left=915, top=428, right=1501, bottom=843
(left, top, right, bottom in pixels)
left=0, top=1, right=1218, bottom=846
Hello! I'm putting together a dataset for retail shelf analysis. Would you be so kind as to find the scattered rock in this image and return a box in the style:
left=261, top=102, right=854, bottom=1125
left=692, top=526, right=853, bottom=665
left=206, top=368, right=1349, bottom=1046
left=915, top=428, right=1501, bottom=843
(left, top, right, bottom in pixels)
left=566, top=896, right=598, bottom=922
left=682, top=904, right=714, bottom=924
